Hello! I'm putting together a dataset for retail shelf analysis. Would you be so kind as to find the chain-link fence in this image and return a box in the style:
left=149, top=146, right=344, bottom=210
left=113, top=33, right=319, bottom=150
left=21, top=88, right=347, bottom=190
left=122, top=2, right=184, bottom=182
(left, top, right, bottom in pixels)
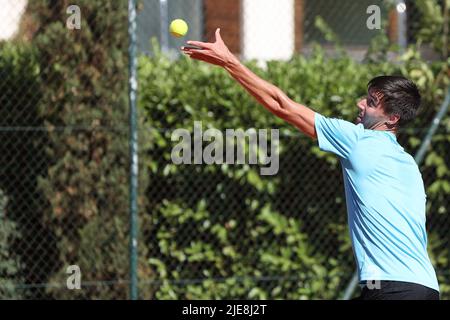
left=0, top=0, right=449, bottom=300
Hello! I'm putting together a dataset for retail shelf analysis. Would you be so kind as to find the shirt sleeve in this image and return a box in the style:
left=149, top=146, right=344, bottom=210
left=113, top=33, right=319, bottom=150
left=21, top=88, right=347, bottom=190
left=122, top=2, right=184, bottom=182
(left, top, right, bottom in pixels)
left=314, top=112, right=363, bottom=159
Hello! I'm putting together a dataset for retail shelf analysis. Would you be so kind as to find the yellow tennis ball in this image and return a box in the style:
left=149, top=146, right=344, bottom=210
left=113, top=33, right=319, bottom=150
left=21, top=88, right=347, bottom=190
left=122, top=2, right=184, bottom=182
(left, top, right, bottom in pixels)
left=170, top=19, right=188, bottom=38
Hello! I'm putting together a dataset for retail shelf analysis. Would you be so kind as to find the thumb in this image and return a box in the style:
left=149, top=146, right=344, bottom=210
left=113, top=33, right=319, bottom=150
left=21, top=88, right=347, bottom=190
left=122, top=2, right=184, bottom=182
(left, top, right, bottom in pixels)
left=215, top=28, right=223, bottom=43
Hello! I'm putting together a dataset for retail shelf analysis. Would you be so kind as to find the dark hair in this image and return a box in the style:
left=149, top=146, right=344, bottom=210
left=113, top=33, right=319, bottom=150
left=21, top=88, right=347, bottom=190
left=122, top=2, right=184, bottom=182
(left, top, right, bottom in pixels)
left=367, top=75, right=421, bottom=127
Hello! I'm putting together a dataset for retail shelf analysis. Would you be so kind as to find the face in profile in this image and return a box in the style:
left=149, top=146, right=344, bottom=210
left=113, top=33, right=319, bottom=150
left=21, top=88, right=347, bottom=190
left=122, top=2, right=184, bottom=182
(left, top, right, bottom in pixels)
left=356, top=88, right=390, bottom=130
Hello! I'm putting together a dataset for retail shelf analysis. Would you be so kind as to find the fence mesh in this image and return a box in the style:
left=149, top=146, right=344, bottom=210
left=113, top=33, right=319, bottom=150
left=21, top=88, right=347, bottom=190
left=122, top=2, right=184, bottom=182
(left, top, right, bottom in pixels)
left=0, top=0, right=448, bottom=299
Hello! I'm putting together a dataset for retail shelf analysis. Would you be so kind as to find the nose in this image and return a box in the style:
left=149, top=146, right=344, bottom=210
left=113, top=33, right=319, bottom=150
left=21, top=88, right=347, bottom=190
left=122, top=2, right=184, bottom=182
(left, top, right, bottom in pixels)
left=357, top=99, right=366, bottom=112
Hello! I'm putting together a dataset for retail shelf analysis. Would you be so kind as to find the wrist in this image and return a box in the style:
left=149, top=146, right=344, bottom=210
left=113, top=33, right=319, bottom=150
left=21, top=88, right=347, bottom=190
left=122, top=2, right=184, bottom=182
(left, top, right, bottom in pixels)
left=223, top=52, right=239, bottom=70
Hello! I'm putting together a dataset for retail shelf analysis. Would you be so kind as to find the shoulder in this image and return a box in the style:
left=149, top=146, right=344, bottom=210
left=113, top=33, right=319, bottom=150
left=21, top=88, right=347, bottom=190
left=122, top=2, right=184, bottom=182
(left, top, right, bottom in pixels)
left=314, top=113, right=365, bottom=159
left=314, top=113, right=366, bottom=142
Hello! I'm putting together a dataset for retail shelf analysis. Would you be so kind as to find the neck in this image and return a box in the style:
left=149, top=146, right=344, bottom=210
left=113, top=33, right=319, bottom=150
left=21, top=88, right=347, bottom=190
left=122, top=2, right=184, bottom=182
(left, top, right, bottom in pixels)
left=372, top=126, right=398, bottom=137
left=370, top=123, right=398, bottom=136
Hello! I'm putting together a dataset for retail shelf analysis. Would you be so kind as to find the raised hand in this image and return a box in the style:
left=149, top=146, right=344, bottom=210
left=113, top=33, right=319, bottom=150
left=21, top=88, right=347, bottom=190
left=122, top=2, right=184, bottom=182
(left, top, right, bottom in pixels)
left=181, top=28, right=236, bottom=67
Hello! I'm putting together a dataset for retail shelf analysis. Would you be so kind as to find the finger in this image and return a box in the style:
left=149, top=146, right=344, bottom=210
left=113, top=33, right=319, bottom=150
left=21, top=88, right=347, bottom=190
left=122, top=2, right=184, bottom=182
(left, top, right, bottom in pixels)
left=184, top=48, right=205, bottom=55
left=186, top=40, right=211, bottom=49
left=215, top=28, right=221, bottom=40
left=189, top=54, right=211, bottom=63
left=182, top=51, right=207, bottom=61
left=181, top=48, right=206, bottom=57
left=181, top=45, right=202, bottom=50
left=215, top=28, right=224, bottom=44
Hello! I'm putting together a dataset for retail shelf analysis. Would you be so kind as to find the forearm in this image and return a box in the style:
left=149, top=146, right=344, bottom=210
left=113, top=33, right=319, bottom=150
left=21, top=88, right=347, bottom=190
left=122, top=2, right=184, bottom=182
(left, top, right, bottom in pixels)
left=224, top=56, right=286, bottom=115
left=223, top=56, right=317, bottom=138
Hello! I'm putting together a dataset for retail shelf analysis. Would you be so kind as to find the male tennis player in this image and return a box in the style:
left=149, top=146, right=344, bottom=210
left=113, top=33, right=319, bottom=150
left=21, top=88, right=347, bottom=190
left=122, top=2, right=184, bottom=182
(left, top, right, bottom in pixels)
left=181, top=29, right=440, bottom=300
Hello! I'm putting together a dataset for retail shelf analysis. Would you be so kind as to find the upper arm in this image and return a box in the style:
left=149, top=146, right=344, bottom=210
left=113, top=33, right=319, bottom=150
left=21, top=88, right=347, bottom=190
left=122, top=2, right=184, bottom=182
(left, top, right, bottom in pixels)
left=314, top=113, right=363, bottom=159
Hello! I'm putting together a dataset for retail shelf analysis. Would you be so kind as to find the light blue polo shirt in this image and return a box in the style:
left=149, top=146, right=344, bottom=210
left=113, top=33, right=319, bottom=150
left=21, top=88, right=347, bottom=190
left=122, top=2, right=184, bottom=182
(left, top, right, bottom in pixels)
left=314, top=113, right=439, bottom=291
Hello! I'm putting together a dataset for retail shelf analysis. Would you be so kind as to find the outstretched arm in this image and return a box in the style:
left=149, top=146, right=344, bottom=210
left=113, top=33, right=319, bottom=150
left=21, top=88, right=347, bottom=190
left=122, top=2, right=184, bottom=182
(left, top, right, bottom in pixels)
left=182, top=28, right=317, bottom=139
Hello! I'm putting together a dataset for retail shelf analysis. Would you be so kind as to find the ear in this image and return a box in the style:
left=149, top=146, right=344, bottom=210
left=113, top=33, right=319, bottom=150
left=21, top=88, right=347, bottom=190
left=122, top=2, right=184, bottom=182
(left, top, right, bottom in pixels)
left=386, top=113, right=400, bottom=127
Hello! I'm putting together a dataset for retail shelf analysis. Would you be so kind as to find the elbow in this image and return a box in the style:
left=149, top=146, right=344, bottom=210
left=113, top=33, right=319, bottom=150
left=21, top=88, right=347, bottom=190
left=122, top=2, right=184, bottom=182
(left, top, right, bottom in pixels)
left=270, top=91, right=291, bottom=115
left=261, top=94, right=285, bottom=116
left=270, top=103, right=290, bottom=118
left=266, top=87, right=288, bottom=112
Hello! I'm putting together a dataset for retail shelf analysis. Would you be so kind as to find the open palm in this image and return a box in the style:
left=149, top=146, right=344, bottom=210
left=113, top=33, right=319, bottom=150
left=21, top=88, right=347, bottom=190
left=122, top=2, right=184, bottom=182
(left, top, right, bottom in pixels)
left=181, top=28, right=234, bottom=67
